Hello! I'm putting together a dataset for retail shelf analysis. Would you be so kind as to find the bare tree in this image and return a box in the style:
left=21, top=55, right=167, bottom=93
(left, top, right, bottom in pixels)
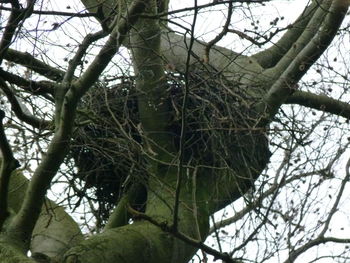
left=0, top=0, right=349, bottom=262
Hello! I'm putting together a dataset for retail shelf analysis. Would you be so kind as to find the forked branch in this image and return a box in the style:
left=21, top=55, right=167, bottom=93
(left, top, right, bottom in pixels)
left=258, top=0, right=349, bottom=123
left=4, top=0, right=148, bottom=251
left=252, top=0, right=322, bottom=68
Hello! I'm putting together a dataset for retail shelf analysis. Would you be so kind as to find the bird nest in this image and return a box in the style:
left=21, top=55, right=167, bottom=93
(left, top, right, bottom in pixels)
left=68, top=70, right=269, bottom=220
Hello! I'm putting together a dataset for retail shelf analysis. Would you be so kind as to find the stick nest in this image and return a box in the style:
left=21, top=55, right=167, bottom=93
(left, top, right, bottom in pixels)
left=68, top=71, right=269, bottom=220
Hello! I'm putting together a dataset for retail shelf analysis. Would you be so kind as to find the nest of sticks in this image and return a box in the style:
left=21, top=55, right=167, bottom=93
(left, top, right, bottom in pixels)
left=69, top=70, right=269, bottom=220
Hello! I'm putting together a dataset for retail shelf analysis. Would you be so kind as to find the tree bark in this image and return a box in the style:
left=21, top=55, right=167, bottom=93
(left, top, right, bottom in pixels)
left=1, top=164, right=83, bottom=262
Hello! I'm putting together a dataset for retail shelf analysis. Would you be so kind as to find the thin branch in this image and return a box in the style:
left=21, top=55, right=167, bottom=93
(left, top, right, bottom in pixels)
left=285, top=158, right=350, bottom=263
left=0, top=67, right=54, bottom=96
left=285, top=90, right=350, bottom=119
left=264, top=0, right=331, bottom=78
left=63, top=30, right=108, bottom=83
left=320, top=157, right=350, bottom=236
left=228, top=25, right=291, bottom=49
left=56, top=30, right=108, bottom=127
left=128, top=206, right=243, bottom=263
left=0, top=78, right=52, bottom=129
left=226, top=122, right=335, bottom=256
left=228, top=28, right=264, bottom=46
left=204, top=1, right=233, bottom=62
left=0, top=5, right=97, bottom=18
left=173, top=0, right=198, bottom=232
left=4, top=0, right=147, bottom=251
left=209, top=169, right=328, bottom=233
left=285, top=236, right=350, bottom=263
left=72, top=0, right=147, bottom=98
left=0, top=1, right=35, bottom=64
left=149, top=0, right=267, bottom=18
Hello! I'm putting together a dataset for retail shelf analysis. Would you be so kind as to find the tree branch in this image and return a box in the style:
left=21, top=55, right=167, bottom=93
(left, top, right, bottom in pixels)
left=0, top=68, right=54, bottom=96
left=258, top=0, right=349, bottom=123
left=284, top=156, right=350, bottom=262
left=209, top=164, right=334, bottom=234
left=128, top=206, right=243, bottom=263
left=0, top=5, right=97, bottom=18
left=4, top=167, right=84, bottom=261
left=161, top=31, right=242, bottom=73
left=72, top=0, right=147, bottom=98
left=252, top=0, right=321, bottom=68
left=104, top=184, right=143, bottom=230
left=3, top=49, right=66, bottom=81
left=55, top=30, right=108, bottom=128
left=173, top=0, right=199, bottom=232
left=265, top=0, right=331, bottom=79
left=285, top=236, right=350, bottom=263
left=286, top=91, right=350, bottom=119
left=129, top=1, right=176, bottom=158
left=0, top=1, right=35, bottom=64
left=0, top=110, right=19, bottom=230
left=4, top=0, right=147, bottom=251
left=0, top=78, right=52, bottom=129
left=204, top=1, right=233, bottom=63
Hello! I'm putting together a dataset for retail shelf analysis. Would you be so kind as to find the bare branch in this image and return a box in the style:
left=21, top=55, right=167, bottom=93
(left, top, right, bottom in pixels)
left=63, top=30, right=108, bottom=84
left=0, top=78, right=52, bottom=129
left=56, top=30, right=108, bottom=127
left=284, top=156, right=350, bottom=262
left=285, top=236, right=350, bottom=263
left=0, top=68, right=54, bottom=96
left=264, top=0, right=331, bottom=78
left=286, top=90, right=350, bottom=119
left=209, top=169, right=329, bottom=234
left=0, top=110, right=19, bottom=230
left=0, top=5, right=97, bottom=18
left=4, top=0, right=148, bottom=251
left=128, top=206, right=243, bottom=263
left=204, top=1, right=233, bottom=63
left=0, top=1, right=35, bottom=64
left=160, top=31, right=251, bottom=74
left=3, top=49, right=65, bottom=81
left=252, top=0, right=321, bottom=68
left=72, top=0, right=147, bottom=98
left=173, top=0, right=199, bottom=231
left=257, top=0, right=349, bottom=123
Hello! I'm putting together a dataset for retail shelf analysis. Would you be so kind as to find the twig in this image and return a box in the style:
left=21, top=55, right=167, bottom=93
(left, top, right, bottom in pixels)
left=0, top=78, right=52, bottom=129
left=4, top=0, right=148, bottom=250
left=173, top=0, right=198, bottom=231
left=204, top=1, right=233, bottom=62
left=284, top=157, right=350, bottom=262
left=0, top=5, right=96, bottom=18
left=0, top=0, right=35, bottom=64
left=128, top=205, right=243, bottom=263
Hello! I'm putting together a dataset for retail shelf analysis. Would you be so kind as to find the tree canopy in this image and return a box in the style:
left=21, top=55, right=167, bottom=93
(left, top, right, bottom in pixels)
left=0, top=0, right=349, bottom=262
